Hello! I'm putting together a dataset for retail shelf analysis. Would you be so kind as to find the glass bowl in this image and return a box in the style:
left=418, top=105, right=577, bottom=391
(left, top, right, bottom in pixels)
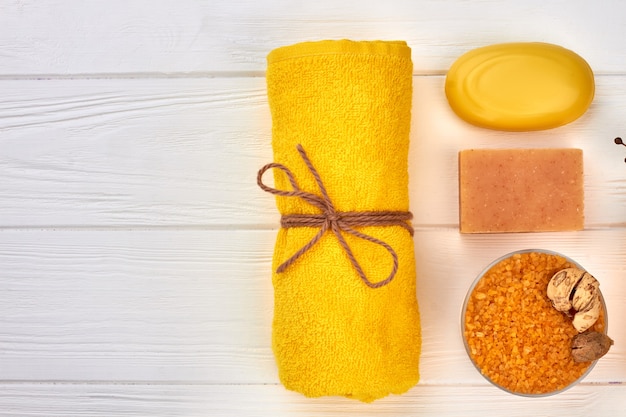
left=461, top=249, right=607, bottom=397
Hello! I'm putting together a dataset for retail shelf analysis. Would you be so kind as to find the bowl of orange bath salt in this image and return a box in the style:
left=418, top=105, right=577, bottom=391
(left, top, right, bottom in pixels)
left=462, top=249, right=608, bottom=396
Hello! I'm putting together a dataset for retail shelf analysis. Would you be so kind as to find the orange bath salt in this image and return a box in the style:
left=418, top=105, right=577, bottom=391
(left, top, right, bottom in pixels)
left=463, top=251, right=605, bottom=395
left=459, top=148, right=584, bottom=233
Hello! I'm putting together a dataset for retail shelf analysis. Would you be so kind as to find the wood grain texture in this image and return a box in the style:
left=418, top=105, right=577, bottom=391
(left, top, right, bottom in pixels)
left=1, top=76, right=625, bottom=228
left=0, top=78, right=273, bottom=227
left=1, top=229, right=625, bottom=385
left=1, top=0, right=626, bottom=75
left=0, top=229, right=276, bottom=383
left=0, top=383, right=626, bottom=417
left=2, top=1, right=626, bottom=415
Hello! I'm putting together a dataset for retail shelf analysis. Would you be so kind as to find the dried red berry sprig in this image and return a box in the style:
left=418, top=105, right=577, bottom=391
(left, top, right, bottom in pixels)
left=615, top=137, right=626, bottom=163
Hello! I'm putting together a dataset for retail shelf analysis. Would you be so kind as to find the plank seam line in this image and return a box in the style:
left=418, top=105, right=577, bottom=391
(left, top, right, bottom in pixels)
left=0, top=224, right=623, bottom=232
left=0, top=381, right=621, bottom=387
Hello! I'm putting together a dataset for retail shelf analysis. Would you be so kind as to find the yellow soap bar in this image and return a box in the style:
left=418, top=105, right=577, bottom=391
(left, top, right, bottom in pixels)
left=446, top=43, right=594, bottom=131
left=459, top=148, right=584, bottom=233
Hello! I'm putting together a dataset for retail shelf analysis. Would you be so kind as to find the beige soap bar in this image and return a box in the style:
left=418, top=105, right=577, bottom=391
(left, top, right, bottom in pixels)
left=459, top=148, right=584, bottom=233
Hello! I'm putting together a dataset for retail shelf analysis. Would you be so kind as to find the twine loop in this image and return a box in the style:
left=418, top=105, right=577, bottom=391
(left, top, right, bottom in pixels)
left=257, top=144, right=413, bottom=289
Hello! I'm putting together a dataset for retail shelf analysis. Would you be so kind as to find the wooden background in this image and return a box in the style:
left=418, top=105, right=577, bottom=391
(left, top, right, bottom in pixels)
left=1, top=1, right=625, bottom=415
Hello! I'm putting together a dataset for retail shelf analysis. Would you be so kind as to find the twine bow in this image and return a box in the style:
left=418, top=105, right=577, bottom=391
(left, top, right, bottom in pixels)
left=257, top=144, right=413, bottom=289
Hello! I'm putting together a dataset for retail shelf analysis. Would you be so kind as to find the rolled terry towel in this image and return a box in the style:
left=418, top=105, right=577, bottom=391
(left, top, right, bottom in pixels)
left=258, top=40, right=421, bottom=402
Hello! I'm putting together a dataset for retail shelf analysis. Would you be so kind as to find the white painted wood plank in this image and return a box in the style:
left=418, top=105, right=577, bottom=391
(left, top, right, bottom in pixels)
left=1, top=76, right=625, bottom=228
left=1, top=229, right=624, bottom=384
left=1, top=383, right=626, bottom=417
left=1, top=0, right=624, bottom=414
left=0, top=77, right=274, bottom=227
left=1, top=0, right=626, bottom=75
left=0, top=229, right=276, bottom=383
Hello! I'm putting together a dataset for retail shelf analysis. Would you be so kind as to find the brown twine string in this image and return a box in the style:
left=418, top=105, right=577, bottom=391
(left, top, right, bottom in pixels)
left=256, top=144, right=414, bottom=289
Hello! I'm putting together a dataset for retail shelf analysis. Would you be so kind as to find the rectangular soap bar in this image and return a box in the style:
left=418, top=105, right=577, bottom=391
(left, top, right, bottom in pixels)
left=459, top=148, right=584, bottom=233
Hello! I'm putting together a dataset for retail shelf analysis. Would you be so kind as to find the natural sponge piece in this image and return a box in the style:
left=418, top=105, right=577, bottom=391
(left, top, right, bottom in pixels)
left=459, top=148, right=584, bottom=233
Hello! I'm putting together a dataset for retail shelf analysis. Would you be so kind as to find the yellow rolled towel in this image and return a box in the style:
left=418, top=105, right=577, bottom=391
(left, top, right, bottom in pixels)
left=258, top=40, right=421, bottom=402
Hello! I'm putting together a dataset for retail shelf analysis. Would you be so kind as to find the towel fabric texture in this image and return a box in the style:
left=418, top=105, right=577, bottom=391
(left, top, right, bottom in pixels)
left=264, top=39, right=421, bottom=402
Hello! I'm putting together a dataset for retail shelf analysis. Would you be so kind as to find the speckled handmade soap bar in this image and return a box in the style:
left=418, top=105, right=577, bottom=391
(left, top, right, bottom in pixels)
left=459, top=148, right=584, bottom=233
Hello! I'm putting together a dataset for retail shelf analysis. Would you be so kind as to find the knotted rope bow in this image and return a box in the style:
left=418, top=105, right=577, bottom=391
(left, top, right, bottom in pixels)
left=257, top=144, right=414, bottom=289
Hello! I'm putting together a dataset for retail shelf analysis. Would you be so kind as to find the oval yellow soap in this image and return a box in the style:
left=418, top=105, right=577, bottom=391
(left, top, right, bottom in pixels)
left=445, top=43, right=595, bottom=131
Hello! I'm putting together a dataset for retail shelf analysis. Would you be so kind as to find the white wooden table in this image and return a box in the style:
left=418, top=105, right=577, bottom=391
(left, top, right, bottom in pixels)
left=1, top=1, right=626, bottom=415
